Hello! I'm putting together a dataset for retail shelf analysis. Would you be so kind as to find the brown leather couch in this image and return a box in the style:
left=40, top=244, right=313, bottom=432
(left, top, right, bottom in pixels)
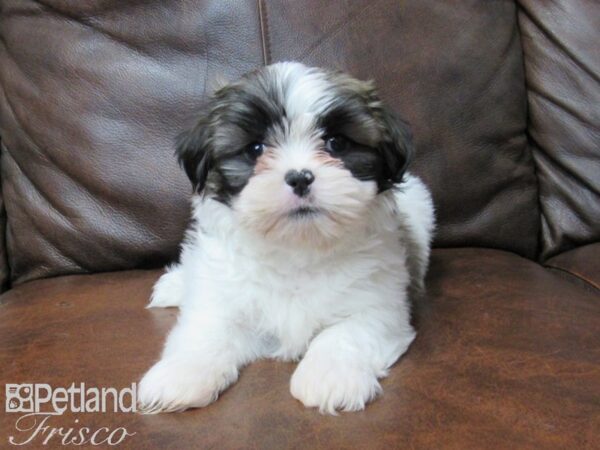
left=1, top=1, right=598, bottom=448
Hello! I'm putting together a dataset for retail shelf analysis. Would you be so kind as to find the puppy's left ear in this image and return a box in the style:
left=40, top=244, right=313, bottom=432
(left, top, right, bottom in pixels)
left=376, top=106, right=414, bottom=187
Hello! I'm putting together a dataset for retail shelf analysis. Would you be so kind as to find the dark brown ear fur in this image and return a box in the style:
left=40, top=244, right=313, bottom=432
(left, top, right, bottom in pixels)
left=376, top=105, right=414, bottom=186
left=175, top=118, right=212, bottom=193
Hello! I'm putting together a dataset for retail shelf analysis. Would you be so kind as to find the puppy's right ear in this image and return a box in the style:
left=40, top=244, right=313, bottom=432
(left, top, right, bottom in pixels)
left=175, top=118, right=212, bottom=193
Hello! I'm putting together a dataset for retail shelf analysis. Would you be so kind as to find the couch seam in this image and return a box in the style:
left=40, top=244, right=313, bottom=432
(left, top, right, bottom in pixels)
left=257, top=0, right=271, bottom=65
left=0, top=141, right=10, bottom=292
left=544, top=264, right=600, bottom=292
left=514, top=0, right=544, bottom=262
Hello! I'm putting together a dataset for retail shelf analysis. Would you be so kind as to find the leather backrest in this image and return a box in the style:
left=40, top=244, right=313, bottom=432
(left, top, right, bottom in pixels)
left=1, top=0, right=542, bottom=285
left=264, top=0, right=540, bottom=258
left=0, top=0, right=264, bottom=284
left=518, top=0, right=600, bottom=260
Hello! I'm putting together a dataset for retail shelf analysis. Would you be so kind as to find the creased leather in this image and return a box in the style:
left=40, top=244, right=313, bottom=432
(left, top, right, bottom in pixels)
left=2, top=0, right=598, bottom=284
left=0, top=0, right=265, bottom=285
left=518, top=0, right=600, bottom=259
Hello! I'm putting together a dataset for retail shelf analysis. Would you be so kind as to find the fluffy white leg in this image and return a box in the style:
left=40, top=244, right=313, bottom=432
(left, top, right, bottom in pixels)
left=290, top=311, right=415, bottom=415
left=147, top=265, right=185, bottom=308
left=138, top=307, right=259, bottom=413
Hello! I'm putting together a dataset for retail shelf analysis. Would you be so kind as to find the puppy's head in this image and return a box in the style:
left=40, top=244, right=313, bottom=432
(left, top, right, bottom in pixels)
left=177, top=62, right=413, bottom=246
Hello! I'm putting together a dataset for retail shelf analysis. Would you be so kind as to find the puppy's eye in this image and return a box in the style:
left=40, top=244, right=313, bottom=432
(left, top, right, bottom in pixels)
left=245, top=142, right=265, bottom=158
left=324, top=135, right=348, bottom=154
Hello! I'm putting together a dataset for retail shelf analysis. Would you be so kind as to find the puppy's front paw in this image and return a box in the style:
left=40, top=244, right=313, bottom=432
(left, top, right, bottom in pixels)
left=138, top=357, right=237, bottom=413
left=290, top=353, right=382, bottom=415
left=147, top=269, right=184, bottom=308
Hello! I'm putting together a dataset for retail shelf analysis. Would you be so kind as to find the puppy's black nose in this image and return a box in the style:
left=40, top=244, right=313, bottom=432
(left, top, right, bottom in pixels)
left=285, top=169, right=314, bottom=197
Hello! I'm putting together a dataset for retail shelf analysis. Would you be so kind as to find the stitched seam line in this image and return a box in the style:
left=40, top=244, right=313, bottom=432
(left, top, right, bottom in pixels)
left=257, top=0, right=270, bottom=65
left=545, top=264, right=600, bottom=292
left=0, top=142, right=11, bottom=292
left=515, top=2, right=544, bottom=261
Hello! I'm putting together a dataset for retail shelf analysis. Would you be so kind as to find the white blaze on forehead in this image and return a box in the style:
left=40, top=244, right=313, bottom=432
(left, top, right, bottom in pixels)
left=263, top=113, right=320, bottom=172
left=268, top=62, right=335, bottom=119
left=273, top=114, right=324, bottom=170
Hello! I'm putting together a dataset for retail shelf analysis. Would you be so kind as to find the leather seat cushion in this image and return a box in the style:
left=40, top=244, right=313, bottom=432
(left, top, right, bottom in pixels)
left=1, top=248, right=598, bottom=449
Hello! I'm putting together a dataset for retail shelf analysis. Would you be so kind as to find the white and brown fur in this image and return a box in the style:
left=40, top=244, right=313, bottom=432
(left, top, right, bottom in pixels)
left=139, top=62, right=435, bottom=414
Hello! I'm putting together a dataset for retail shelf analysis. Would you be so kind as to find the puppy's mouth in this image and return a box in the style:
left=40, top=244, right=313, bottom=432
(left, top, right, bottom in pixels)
left=287, top=206, right=321, bottom=219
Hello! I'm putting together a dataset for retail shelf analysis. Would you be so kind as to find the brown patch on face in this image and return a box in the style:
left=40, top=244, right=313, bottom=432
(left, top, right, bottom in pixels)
left=253, top=148, right=277, bottom=174
left=314, top=150, right=345, bottom=168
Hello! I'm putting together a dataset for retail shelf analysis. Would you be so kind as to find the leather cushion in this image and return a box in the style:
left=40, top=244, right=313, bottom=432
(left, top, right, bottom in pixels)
left=263, top=0, right=540, bottom=258
left=0, top=0, right=265, bottom=285
left=0, top=0, right=540, bottom=286
left=1, top=248, right=598, bottom=449
left=518, top=0, right=600, bottom=259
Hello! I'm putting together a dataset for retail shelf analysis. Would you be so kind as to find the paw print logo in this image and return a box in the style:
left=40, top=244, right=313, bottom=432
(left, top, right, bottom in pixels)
left=5, top=384, right=34, bottom=413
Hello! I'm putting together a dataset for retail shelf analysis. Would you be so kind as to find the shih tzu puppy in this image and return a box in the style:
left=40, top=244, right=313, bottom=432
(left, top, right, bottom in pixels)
left=139, top=62, right=434, bottom=415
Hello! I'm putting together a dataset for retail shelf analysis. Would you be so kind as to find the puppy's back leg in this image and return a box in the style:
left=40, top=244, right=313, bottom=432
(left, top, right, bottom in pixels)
left=147, top=265, right=185, bottom=308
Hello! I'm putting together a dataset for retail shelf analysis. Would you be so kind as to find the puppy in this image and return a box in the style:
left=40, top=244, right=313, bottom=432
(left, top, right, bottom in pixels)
left=139, top=62, right=434, bottom=415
